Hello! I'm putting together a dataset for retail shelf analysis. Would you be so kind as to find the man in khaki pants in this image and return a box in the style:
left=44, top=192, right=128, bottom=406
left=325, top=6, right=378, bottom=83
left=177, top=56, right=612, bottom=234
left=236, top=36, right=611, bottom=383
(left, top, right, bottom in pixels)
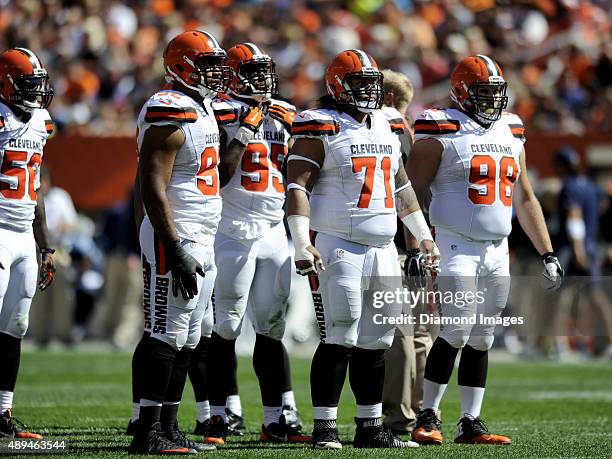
left=380, top=70, right=434, bottom=434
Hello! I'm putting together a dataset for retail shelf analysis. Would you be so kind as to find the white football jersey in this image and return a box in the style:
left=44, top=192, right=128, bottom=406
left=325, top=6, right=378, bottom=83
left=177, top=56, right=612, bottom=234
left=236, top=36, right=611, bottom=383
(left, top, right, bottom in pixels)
left=414, top=108, right=525, bottom=241
left=292, top=108, right=403, bottom=247
left=381, top=106, right=411, bottom=158
left=0, top=101, right=53, bottom=231
left=136, top=90, right=222, bottom=245
left=212, top=97, right=292, bottom=240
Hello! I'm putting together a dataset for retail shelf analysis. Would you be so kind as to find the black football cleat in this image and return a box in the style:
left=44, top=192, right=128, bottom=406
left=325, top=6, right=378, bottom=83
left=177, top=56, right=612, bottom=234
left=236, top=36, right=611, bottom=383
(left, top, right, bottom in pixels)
left=311, top=421, right=342, bottom=450
left=411, top=408, right=443, bottom=445
left=259, top=420, right=287, bottom=443
left=193, top=418, right=210, bottom=436
left=0, top=410, right=43, bottom=439
left=353, top=418, right=419, bottom=448
left=164, top=425, right=216, bottom=452
left=128, top=422, right=193, bottom=455
left=202, top=415, right=228, bottom=445
left=126, top=419, right=138, bottom=436
left=225, top=409, right=245, bottom=436
left=454, top=415, right=511, bottom=445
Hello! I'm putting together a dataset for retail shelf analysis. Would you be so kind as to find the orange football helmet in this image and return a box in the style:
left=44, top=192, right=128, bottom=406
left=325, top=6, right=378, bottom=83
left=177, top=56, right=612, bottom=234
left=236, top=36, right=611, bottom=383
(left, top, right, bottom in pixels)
left=450, top=54, right=508, bottom=124
left=0, top=47, right=53, bottom=112
left=163, top=30, right=232, bottom=98
left=227, top=43, right=278, bottom=102
left=325, top=49, right=383, bottom=112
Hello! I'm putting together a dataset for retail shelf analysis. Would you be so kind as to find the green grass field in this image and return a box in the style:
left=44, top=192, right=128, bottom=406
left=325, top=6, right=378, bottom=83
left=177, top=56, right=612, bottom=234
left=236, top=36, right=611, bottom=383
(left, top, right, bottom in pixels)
left=4, top=351, right=612, bottom=458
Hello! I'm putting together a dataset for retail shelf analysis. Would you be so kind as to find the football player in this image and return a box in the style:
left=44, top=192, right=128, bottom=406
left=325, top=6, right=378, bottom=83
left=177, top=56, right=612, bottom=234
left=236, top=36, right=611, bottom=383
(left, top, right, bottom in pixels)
left=0, top=47, right=55, bottom=440
left=128, top=30, right=231, bottom=455
left=287, top=49, right=439, bottom=449
left=407, top=55, right=564, bottom=445
left=198, top=42, right=309, bottom=444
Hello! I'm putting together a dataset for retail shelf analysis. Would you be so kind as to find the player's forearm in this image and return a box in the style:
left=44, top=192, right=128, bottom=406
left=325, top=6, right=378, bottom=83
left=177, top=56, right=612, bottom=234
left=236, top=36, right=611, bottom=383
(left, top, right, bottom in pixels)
left=516, top=196, right=553, bottom=255
left=395, top=185, right=421, bottom=219
left=33, top=193, right=51, bottom=249
left=218, top=139, right=247, bottom=187
left=140, top=174, right=179, bottom=245
left=287, top=189, right=311, bottom=217
left=133, top=171, right=145, bottom=235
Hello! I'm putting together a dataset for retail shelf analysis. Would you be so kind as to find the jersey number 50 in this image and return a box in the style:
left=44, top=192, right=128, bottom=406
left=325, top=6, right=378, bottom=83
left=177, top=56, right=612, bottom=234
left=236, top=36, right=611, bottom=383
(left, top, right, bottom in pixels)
left=468, top=155, right=519, bottom=207
left=0, top=150, right=42, bottom=200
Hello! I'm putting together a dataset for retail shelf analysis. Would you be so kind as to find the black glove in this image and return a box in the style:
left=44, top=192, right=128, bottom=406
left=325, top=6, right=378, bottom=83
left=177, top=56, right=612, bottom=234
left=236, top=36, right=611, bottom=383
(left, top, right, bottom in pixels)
left=542, top=252, right=564, bottom=290
left=404, top=249, right=427, bottom=290
left=168, top=240, right=205, bottom=300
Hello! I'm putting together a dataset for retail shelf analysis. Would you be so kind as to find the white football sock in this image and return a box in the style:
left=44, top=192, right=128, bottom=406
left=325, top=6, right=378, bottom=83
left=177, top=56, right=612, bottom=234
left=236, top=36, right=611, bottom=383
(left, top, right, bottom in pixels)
left=422, top=379, right=448, bottom=412
left=226, top=395, right=242, bottom=417
left=131, top=402, right=140, bottom=422
left=0, top=391, right=13, bottom=413
left=210, top=405, right=227, bottom=422
left=356, top=403, right=382, bottom=419
left=282, top=390, right=296, bottom=408
left=313, top=406, right=337, bottom=420
left=459, top=385, right=485, bottom=418
left=140, top=399, right=162, bottom=408
left=196, top=401, right=210, bottom=423
left=263, top=406, right=282, bottom=427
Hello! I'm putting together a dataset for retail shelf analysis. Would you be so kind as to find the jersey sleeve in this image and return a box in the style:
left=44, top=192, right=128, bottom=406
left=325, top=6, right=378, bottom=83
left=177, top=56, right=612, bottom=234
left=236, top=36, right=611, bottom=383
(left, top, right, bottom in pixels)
left=40, top=109, right=55, bottom=138
left=212, top=98, right=240, bottom=127
left=141, top=91, right=198, bottom=127
left=503, top=112, right=526, bottom=144
left=413, top=109, right=461, bottom=141
left=291, top=109, right=339, bottom=139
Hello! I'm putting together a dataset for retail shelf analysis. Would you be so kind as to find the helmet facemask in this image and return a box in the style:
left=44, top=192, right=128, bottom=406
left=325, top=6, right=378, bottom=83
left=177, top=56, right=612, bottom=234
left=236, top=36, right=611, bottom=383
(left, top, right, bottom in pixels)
left=463, top=78, right=508, bottom=124
left=8, top=70, right=54, bottom=111
left=233, top=60, right=278, bottom=103
left=339, top=70, right=384, bottom=113
left=189, top=53, right=233, bottom=98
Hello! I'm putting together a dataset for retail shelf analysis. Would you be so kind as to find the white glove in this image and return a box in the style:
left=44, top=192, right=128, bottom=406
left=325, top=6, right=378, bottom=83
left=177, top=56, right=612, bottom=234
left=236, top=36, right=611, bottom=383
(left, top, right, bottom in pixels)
left=542, top=252, right=564, bottom=290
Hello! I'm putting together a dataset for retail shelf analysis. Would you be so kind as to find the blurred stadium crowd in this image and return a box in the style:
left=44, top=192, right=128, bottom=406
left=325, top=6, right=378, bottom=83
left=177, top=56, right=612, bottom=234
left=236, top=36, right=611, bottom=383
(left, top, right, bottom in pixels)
left=0, top=0, right=610, bottom=135
left=1, top=0, right=610, bottom=358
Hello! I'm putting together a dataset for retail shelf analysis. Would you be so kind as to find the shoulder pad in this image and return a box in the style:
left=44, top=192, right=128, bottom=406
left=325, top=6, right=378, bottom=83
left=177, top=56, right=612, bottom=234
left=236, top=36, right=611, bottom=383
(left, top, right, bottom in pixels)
left=291, top=110, right=339, bottom=137
left=269, top=98, right=296, bottom=112
left=144, top=91, right=198, bottom=124
left=414, top=109, right=460, bottom=135
left=503, top=112, right=526, bottom=142
left=212, top=99, right=240, bottom=125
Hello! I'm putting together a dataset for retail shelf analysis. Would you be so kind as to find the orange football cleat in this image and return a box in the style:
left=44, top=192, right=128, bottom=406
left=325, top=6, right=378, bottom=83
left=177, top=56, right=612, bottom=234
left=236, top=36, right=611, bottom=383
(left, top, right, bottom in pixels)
left=454, top=415, right=511, bottom=445
left=0, top=410, right=43, bottom=439
left=411, top=409, right=443, bottom=445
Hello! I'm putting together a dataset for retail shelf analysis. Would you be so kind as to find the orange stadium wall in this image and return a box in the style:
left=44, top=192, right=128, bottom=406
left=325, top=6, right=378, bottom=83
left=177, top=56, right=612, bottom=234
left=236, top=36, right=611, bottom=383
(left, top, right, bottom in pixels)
left=44, top=134, right=612, bottom=212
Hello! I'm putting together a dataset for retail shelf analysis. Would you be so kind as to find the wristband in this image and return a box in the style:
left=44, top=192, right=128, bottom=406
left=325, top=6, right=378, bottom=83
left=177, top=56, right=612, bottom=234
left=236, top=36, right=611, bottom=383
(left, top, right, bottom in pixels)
left=401, top=210, right=433, bottom=245
left=233, top=125, right=255, bottom=146
left=287, top=215, right=313, bottom=262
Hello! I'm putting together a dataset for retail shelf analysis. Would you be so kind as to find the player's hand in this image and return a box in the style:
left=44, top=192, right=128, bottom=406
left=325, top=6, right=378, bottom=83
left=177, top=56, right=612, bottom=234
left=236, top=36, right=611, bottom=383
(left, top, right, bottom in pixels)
left=295, top=245, right=325, bottom=276
left=239, top=105, right=266, bottom=133
left=38, top=250, right=55, bottom=291
left=542, top=252, right=564, bottom=290
left=168, top=241, right=205, bottom=300
left=267, top=103, right=296, bottom=131
left=419, top=239, right=441, bottom=274
left=403, top=249, right=427, bottom=290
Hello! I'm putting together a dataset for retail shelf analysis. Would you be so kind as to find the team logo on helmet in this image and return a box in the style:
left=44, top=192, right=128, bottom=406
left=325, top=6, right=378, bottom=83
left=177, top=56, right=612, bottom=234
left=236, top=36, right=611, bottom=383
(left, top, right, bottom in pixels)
left=325, top=49, right=384, bottom=113
left=0, top=47, right=54, bottom=112
left=450, top=54, right=508, bottom=125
